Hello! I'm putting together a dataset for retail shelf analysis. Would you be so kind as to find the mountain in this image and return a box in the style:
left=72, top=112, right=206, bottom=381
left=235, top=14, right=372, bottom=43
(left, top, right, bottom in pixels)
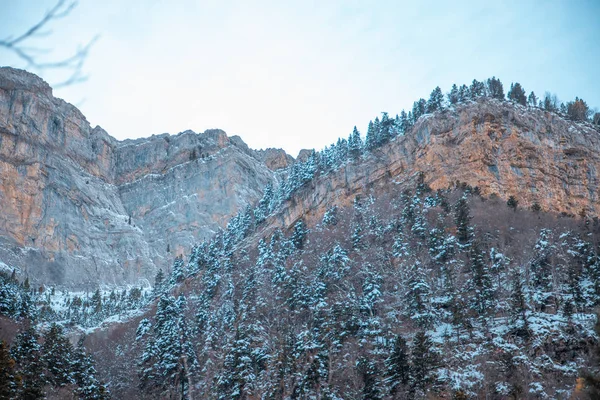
left=79, top=79, right=598, bottom=399
left=2, top=67, right=599, bottom=289
left=1, top=70, right=600, bottom=399
left=0, top=67, right=290, bottom=288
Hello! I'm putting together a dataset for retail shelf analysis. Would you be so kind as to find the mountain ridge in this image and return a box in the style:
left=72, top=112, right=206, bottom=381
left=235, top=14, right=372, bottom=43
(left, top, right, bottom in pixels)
left=257, top=97, right=600, bottom=239
left=1, top=66, right=600, bottom=290
left=0, top=67, right=292, bottom=288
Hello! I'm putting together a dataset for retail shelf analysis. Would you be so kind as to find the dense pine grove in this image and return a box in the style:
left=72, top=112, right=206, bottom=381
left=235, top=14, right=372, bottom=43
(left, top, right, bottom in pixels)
left=126, top=182, right=600, bottom=399
left=0, top=321, right=108, bottom=398
left=1, top=76, right=600, bottom=398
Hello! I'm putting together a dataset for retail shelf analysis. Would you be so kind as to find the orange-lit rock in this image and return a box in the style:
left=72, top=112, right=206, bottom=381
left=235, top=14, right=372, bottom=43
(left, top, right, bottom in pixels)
left=267, top=99, right=600, bottom=233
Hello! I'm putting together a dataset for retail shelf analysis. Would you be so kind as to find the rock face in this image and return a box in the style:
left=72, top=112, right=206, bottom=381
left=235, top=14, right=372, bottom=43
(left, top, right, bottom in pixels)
left=269, top=98, right=600, bottom=232
left=2, top=66, right=600, bottom=288
left=251, top=148, right=294, bottom=171
left=0, top=67, right=283, bottom=288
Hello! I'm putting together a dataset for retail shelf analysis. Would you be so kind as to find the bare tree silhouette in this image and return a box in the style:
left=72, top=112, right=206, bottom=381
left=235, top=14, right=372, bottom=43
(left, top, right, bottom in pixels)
left=0, top=0, right=97, bottom=87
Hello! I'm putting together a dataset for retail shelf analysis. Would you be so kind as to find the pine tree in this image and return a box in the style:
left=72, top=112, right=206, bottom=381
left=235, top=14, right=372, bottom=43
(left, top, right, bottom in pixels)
left=11, top=327, right=45, bottom=399
left=379, top=112, right=393, bottom=144
left=365, top=120, right=377, bottom=150
left=567, top=97, right=591, bottom=121
left=562, top=299, right=574, bottom=322
left=469, top=79, right=486, bottom=99
left=254, top=182, right=274, bottom=223
left=90, top=288, right=102, bottom=315
left=357, top=357, right=381, bottom=400
left=348, top=126, right=363, bottom=157
left=507, top=82, right=527, bottom=105
left=291, top=220, right=308, bottom=250
left=399, top=110, right=410, bottom=133
left=372, top=117, right=381, bottom=146
left=528, top=91, right=538, bottom=107
left=169, top=255, right=185, bottom=285
left=567, top=260, right=584, bottom=313
left=219, top=325, right=254, bottom=399
left=457, top=84, right=469, bottom=103
left=454, top=195, right=472, bottom=244
left=322, top=206, right=339, bottom=226
left=486, top=77, right=504, bottom=100
left=154, top=269, right=164, bottom=294
left=426, top=86, right=444, bottom=113
left=352, top=225, right=363, bottom=250
left=361, top=267, right=383, bottom=316
left=72, top=336, right=109, bottom=399
left=448, top=84, right=459, bottom=105
left=301, top=151, right=318, bottom=183
left=393, top=114, right=402, bottom=137
left=410, top=331, right=437, bottom=395
left=530, top=229, right=554, bottom=295
left=139, top=294, right=196, bottom=398
left=386, top=335, right=410, bottom=396
left=406, top=262, right=434, bottom=329
left=507, top=195, right=518, bottom=211
left=469, top=242, right=494, bottom=318
left=509, top=270, right=529, bottom=336
left=413, top=99, right=426, bottom=121
left=41, top=323, right=75, bottom=387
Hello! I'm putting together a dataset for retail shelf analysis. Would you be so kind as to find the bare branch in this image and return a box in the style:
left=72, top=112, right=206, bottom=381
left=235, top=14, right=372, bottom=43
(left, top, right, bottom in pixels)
left=0, top=0, right=97, bottom=88
left=2, top=0, right=75, bottom=46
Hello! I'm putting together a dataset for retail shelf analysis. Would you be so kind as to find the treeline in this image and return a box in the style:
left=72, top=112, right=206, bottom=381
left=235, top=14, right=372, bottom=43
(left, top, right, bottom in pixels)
left=39, top=286, right=151, bottom=328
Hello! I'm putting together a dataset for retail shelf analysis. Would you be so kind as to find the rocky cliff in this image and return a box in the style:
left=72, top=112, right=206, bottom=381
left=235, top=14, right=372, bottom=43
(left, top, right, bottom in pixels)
left=266, top=98, right=600, bottom=233
left=2, top=66, right=599, bottom=289
left=0, top=67, right=284, bottom=288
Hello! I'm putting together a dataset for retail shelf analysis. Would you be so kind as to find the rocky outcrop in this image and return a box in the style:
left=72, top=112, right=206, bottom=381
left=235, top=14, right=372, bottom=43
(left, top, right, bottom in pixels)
left=252, top=148, right=294, bottom=171
left=0, top=67, right=282, bottom=288
left=268, top=98, right=600, bottom=232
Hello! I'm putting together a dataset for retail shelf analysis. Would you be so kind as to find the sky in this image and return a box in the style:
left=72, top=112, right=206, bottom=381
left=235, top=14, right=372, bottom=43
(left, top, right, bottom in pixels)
left=1, top=0, right=599, bottom=156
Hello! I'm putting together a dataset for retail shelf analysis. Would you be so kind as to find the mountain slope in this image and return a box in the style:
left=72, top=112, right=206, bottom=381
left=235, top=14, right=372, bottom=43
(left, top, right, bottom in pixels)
left=78, top=90, right=600, bottom=399
left=88, top=183, right=600, bottom=399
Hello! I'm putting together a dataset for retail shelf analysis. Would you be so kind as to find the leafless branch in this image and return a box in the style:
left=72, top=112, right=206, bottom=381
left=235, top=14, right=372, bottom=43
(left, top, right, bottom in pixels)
left=0, top=0, right=97, bottom=87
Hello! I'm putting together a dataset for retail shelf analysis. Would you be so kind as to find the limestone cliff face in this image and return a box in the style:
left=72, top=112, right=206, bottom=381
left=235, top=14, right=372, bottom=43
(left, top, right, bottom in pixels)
left=0, top=67, right=279, bottom=288
left=268, top=98, right=600, bottom=232
left=3, top=66, right=599, bottom=288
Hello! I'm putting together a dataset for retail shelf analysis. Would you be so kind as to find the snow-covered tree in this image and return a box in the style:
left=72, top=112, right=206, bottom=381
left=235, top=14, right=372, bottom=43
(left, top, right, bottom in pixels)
left=426, top=86, right=444, bottom=112
left=42, top=323, right=75, bottom=387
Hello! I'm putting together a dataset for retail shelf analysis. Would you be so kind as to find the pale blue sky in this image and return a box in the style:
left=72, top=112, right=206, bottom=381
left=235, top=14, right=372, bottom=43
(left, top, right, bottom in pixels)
left=1, top=0, right=599, bottom=155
